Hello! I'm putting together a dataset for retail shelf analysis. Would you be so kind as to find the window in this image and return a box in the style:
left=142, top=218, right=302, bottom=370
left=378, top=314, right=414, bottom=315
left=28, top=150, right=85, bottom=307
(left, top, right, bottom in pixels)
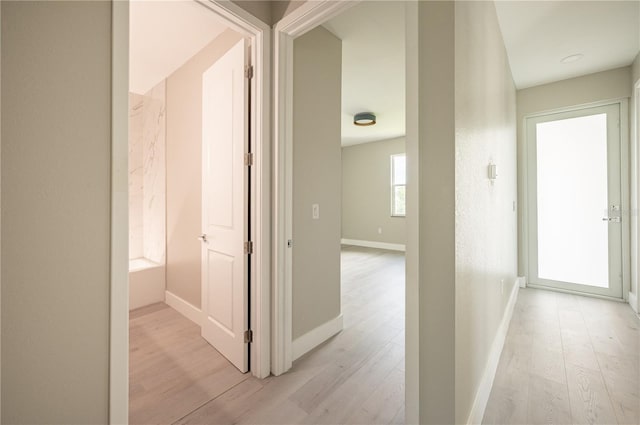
left=391, top=154, right=406, bottom=216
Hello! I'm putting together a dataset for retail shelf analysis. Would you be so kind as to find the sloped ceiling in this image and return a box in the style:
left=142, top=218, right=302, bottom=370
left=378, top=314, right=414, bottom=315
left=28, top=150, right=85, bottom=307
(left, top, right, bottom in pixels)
left=129, top=0, right=229, bottom=94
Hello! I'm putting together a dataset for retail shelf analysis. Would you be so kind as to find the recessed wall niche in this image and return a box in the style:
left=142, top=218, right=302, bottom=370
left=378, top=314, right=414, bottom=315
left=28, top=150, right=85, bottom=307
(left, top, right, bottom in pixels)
left=129, top=81, right=166, bottom=266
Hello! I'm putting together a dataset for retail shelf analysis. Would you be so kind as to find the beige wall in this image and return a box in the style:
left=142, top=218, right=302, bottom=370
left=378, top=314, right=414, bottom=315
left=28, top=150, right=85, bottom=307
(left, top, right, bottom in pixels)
left=272, top=0, right=306, bottom=23
left=231, top=0, right=272, bottom=25
left=166, top=29, right=243, bottom=309
left=1, top=2, right=111, bottom=423
left=342, top=137, right=406, bottom=245
left=292, top=26, right=342, bottom=339
left=517, top=66, right=631, bottom=118
left=516, top=66, right=632, bottom=276
left=454, top=1, right=518, bottom=423
left=406, top=2, right=456, bottom=422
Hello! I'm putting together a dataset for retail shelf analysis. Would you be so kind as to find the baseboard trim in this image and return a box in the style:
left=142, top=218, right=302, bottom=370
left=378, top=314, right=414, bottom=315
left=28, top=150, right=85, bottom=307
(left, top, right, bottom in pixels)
left=629, top=291, right=638, bottom=314
left=341, top=238, right=405, bottom=252
left=466, top=280, right=519, bottom=425
left=292, top=314, right=343, bottom=361
left=165, top=290, right=203, bottom=326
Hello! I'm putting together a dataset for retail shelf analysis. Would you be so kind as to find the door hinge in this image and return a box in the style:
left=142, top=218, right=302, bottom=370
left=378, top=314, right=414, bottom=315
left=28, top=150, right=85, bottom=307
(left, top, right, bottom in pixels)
left=244, top=241, right=254, bottom=255
left=245, top=65, right=254, bottom=80
left=244, top=329, right=253, bottom=343
left=244, top=152, right=254, bottom=167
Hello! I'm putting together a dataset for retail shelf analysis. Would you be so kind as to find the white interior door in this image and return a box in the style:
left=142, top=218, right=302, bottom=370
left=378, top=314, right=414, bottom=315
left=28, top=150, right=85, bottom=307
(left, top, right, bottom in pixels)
left=526, top=103, right=623, bottom=298
left=201, top=39, right=249, bottom=372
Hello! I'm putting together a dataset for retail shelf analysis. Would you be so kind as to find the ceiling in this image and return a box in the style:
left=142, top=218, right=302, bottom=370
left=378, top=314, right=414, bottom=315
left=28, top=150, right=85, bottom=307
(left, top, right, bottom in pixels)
left=322, top=0, right=639, bottom=146
left=129, top=1, right=639, bottom=140
left=129, top=0, right=229, bottom=94
left=494, top=1, right=640, bottom=89
left=323, top=1, right=405, bottom=147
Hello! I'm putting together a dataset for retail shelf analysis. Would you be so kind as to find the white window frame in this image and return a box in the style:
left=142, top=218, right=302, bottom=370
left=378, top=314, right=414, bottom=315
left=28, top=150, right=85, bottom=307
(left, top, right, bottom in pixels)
left=391, top=153, right=406, bottom=217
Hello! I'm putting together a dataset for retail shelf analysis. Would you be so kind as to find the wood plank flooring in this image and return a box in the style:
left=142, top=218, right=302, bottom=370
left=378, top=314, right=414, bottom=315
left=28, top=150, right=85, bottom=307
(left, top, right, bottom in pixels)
left=483, top=288, right=640, bottom=425
left=130, top=245, right=405, bottom=424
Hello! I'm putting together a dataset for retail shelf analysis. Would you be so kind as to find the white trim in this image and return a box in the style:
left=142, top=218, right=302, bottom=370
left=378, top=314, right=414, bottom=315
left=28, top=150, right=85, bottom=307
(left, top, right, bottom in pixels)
left=272, top=0, right=360, bottom=377
left=465, top=282, right=519, bottom=425
left=109, top=1, right=129, bottom=423
left=632, top=79, right=640, bottom=314
left=629, top=291, right=638, bottom=314
left=165, top=290, right=203, bottom=326
left=621, top=99, right=631, bottom=301
left=341, top=238, right=406, bottom=252
left=527, top=283, right=627, bottom=302
left=523, top=98, right=630, bottom=300
left=517, top=276, right=527, bottom=288
left=292, top=315, right=343, bottom=361
left=522, top=97, right=631, bottom=120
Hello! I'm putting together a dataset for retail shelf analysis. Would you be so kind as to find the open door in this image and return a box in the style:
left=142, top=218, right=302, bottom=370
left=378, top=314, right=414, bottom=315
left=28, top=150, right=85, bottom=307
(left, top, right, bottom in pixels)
left=200, top=39, right=250, bottom=372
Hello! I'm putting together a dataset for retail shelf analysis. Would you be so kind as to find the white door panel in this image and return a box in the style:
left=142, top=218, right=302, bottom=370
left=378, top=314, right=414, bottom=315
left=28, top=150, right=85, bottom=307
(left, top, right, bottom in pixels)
left=527, top=103, right=623, bottom=298
left=201, top=39, right=249, bottom=372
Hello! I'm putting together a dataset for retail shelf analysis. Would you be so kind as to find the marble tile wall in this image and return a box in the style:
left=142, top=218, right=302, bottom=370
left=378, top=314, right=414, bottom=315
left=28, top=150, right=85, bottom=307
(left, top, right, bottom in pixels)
left=129, top=93, right=144, bottom=259
left=129, top=81, right=166, bottom=264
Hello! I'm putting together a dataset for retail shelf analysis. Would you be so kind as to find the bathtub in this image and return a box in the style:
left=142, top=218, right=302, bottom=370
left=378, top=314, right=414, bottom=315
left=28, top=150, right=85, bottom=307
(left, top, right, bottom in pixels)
left=129, top=258, right=165, bottom=310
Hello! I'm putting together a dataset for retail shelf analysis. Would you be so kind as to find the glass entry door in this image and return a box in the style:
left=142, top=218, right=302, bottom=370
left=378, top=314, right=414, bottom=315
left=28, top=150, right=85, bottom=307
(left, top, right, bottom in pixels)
left=526, top=103, right=623, bottom=298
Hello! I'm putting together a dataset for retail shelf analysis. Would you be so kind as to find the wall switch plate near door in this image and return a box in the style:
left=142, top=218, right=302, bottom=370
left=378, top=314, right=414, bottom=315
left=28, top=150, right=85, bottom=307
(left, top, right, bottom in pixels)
left=312, top=204, right=320, bottom=219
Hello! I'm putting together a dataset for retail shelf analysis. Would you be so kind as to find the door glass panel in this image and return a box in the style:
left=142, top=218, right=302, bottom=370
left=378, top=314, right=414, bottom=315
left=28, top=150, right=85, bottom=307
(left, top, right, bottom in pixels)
left=536, top=113, right=609, bottom=288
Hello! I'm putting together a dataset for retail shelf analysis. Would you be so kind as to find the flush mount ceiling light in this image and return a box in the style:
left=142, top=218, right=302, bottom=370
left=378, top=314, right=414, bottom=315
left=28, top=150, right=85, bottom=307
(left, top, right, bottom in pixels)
left=560, top=53, right=584, bottom=64
left=354, top=112, right=376, bottom=126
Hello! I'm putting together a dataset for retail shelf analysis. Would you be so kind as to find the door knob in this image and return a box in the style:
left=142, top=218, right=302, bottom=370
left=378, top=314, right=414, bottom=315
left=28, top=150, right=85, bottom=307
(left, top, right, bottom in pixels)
left=197, top=234, right=208, bottom=243
left=602, top=217, right=621, bottom=222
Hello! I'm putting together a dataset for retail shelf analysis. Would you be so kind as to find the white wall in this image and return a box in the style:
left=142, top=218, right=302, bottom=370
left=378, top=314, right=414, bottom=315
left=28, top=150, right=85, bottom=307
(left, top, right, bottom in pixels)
left=292, top=26, right=342, bottom=340
left=341, top=137, right=405, bottom=245
left=454, top=1, right=518, bottom=423
left=1, top=2, right=112, bottom=422
left=166, top=29, right=243, bottom=309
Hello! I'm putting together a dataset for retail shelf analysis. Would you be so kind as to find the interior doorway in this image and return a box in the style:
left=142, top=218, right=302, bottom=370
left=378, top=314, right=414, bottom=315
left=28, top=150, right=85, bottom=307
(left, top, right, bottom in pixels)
left=123, top=0, right=269, bottom=422
left=273, top=2, right=407, bottom=421
left=525, top=102, right=626, bottom=299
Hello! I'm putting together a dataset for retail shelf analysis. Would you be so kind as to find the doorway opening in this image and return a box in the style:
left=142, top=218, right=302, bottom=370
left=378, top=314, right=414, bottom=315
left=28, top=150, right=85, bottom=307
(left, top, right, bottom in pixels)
left=525, top=101, right=628, bottom=299
left=274, top=1, right=407, bottom=422
left=125, top=1, right=268, bottom=423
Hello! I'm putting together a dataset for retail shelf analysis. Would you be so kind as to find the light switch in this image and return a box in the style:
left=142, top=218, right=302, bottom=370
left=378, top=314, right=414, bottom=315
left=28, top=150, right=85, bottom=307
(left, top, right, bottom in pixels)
left=312, top=204, right=320, bottom=219
left=488, top=163, right=497, bottom=180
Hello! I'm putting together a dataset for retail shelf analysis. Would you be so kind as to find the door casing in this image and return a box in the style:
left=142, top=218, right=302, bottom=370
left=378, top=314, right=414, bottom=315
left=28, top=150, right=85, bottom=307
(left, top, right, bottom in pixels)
left=522, top=98, right=630, bottom=301
left=109, top=1, right=271, bottom=422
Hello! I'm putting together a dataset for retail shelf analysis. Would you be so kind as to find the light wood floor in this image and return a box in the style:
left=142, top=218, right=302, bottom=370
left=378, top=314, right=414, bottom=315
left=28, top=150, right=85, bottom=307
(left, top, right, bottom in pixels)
left=130, top=245, right=405, bottom=425
left=483, top=288, right=640, bottom=425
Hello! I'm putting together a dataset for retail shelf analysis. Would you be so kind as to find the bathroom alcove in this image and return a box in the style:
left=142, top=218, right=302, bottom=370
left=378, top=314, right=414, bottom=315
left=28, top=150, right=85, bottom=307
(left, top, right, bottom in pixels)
left=128, top=81, right=167, bottom=310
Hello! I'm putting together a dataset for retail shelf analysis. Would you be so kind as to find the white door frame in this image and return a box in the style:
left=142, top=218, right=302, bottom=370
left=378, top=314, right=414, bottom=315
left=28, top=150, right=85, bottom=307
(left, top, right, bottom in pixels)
left=109, top=1, right=271, bottom=422
left=521, top=98, right=630, bottom=302
left=632, top=79, right=640, bottom=313
left=271, top=0, right=360, bottom=377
